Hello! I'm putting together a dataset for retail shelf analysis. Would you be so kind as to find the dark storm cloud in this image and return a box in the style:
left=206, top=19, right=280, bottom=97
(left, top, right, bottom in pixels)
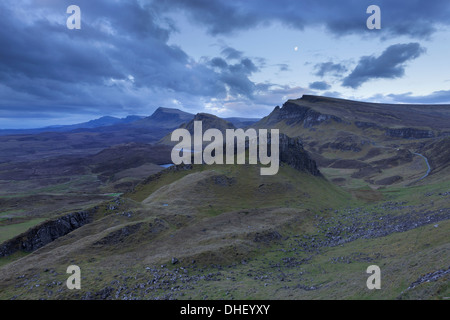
left=313, top=62, right=348, bottom=78
left=221, top=47, right=244, bottom=60
left=342, top=43, right=426, bottom=89
left=2, top=0, right=291, bottom=123
left=229, top=58, right=259, bottom=75
left=0, top=12, right=122, bottom=86
left=0, top=0, right=235, bottom=118
left=309, top=81, right=331, bottom=91
left=154, top=0, right=450, bottom=39
left=1, top=0, right=447, bottom=126
left=208, top=53, right=261, bottom=98
left=210, top=57, right=228, bottom=69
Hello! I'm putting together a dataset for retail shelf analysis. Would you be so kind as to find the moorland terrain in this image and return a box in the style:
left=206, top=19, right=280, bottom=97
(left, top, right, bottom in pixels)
left=0, top=95, right=448, bottom=300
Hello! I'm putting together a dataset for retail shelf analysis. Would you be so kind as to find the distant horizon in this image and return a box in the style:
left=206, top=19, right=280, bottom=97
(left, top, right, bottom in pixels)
left=2, top=94, right=450, bottom=130
left=0, top=105, right=262, bottom=130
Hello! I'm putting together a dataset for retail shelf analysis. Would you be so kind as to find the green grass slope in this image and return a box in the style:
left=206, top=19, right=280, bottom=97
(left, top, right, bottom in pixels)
left=0, top=163, right=448, bottom=300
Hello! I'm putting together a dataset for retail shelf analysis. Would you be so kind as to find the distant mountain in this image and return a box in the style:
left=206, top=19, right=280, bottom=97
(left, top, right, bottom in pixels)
left=0, top=107, right=260, bottom=137
left=0, top=108, right=257, bottom=162
left=131, top=107, right=194, bottom=129
left=159, top=113, right=236, bottom=145
left=74, top=115, right=144, bottom=129
left=0, top=115, right=144, bottom=136
left=257, top=95, right=450, bottom=131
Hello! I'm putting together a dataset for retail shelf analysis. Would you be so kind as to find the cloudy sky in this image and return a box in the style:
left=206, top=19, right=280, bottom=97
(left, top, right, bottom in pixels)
left=1, top=0, right=450, bottom=128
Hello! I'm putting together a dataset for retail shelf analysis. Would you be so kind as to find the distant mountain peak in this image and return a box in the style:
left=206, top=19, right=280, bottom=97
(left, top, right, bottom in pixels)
left=149, top=107, right=193, bottom=119
left=132, top=107, right=194, bottom=130
left=152, top=107, right=190, bottom=115
left=0, top=115, right=145, bottom=135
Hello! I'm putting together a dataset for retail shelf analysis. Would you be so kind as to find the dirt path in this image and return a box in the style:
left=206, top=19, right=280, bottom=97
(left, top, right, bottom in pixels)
left=412, top=152, right=431, bottom=181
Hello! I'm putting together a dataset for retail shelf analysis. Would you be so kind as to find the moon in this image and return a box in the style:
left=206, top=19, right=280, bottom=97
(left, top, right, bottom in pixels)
left=294, top=46, right=299, bottom=51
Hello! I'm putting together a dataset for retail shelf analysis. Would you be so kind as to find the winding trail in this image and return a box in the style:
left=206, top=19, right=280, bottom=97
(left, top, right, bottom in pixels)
left=412, top=152, right=431, bottom=181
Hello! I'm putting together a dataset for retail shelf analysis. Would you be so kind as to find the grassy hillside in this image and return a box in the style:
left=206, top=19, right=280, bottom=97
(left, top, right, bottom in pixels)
left=252, top=96, right=447, bottom=191
left=130, top=163, right=352, bottom=210
left=0, top=163, right=351, bottom=295
left=0, top=96, right=448, bottom=300
left=1, top=159, right=448, bottom=300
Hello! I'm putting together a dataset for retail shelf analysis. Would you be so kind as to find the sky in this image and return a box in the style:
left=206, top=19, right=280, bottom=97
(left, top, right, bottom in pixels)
left=1, top=0, right=450, bottom=128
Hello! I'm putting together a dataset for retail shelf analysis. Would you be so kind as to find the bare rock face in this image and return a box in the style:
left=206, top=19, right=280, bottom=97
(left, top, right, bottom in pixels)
left=264, top=133, right=320, bottom=176
left=0, top=211, right=92, bottom=257
left=385, top=128, right=435, bottom=139
left=277, top=134, right=321, bottom=176
left=265, top=101, right=342, bottom=128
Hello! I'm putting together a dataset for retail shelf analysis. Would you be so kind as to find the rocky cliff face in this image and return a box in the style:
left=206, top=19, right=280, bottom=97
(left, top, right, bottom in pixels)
left=265, top=101, right=342, bottom=128
left=279, top=134, right=321, bottom=176
left=354, top=121, right=381, bottom=129
left=158, top=131, right=321, bottom=177
left=385, top=128, right=435, bottom=139
left=266, top=133, right=321, bottom=176
left=0, top=211, right=92, bottom=257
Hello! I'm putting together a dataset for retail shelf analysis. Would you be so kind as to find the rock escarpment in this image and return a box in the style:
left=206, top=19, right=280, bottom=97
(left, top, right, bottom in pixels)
left=0, top=211, right=92, bottom=257
left=262, top=133, right=320, bottom=176
left=277, top=134, right=321, bottom=176
left=385, top=128, right=435, bottom=139
left=265, top=101, right=342, bottom=128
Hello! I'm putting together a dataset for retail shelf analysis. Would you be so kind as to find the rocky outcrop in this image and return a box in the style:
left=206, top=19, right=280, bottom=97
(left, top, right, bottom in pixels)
left=157, top=132, right=321, bottom=177
left=275, top=134, right=321, bottom=176
left=385, top=128, right=435, bottom=139
left=260, top=97, right=440, bottom=142
left=0, top=211, right=92, bottom=257
left=265, top=102, right=341, bottom=128
left=261, top=132, right=320, bottom=175
left=354, top=121, right=381, bottom=129
left=406, top=267, right=450, bottom=290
